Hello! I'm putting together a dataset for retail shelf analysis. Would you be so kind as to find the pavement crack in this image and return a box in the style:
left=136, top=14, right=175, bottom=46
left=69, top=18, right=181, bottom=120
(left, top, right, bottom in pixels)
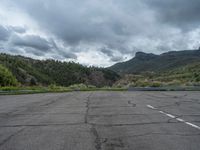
left=91, top=125, right=102, bottom=150
left=90, top=106, right=134, bottom=109
left=116, top=132, right=200, bottom=139
left=167, top=115, right=182, bottom=123
left=128, top=101, right=136, bottom=107
left=0, top=127, right=25, bottom=147
left=88, top=113, right=147, bottom=117
left=161, top=93, right=188, bottom=99
left=40, top=95, right=65, bottom=107
left=157, top=102, right=180, bottom=108
left=105, top=138, right=125, bottom=149
left=153, top=99, right=200, bottom=109
left=90, top=121, right=183, bottom=127
left=0, top=122, right=85, bottom=127
left=41, top=100, right=57, bottom=106
left=152, top=132, right=200, bottom=136
left=85, top=93, right=92, bottom=124
left=146, top=93, right=188, bottom=99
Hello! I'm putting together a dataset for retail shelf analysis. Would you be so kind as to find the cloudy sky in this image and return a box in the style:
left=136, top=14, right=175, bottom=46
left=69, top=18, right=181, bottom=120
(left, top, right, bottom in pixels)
left=0, top=0, right=200, bottom=66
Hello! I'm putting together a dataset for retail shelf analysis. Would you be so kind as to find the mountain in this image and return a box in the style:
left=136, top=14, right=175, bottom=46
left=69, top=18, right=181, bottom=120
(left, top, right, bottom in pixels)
left=0, top=53, right=119, bottom=87
left=109, top=49, right=200, bottom=74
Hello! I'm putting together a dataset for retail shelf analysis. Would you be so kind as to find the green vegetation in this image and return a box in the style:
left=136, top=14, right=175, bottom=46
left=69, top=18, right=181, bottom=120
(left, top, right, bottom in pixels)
left=115, top=62, right=200, bottom=88
left=1, top=49, right=200, bottom=94
left=0, top=84, right=126, bottom=95
left=0, top=64, right=18, bottom=86
left=0, top=53, right=125, bottom=94
left=0, top=53, right=119, bottom=87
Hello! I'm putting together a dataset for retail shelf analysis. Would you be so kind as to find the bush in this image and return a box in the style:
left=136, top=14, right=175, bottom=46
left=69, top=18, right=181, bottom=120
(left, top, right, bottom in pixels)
left=0, top=64, right=18, bottom=86
left=68, top=83, right=88, bottom=90
left=135, top=81, right=150, bottom=87
left=30, top=78, right=37, bottom=86
left=166, top=80, right=182, bottom=86
left=48, top=84, right=58, bottom=90
left=150, top=81, right=162, bottom=87
left=87, top=85, right=96, bottom=89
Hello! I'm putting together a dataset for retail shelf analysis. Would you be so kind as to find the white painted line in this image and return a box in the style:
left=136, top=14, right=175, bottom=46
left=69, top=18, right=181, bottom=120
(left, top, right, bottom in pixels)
left=165, top=114, right=176, bottom=119
left=159, top=111, right=164, bottom=114
left=185, top=122, right=200, bottom=130
left=147, top=105, right=156, bottom=110
left=176, top=118, right=185, bottom=122
left=146, top=104, right=200, bottom=130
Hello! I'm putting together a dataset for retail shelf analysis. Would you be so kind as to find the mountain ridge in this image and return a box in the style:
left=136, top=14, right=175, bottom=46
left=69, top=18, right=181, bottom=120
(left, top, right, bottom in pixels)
left=109, top=49, right=200, bottom=74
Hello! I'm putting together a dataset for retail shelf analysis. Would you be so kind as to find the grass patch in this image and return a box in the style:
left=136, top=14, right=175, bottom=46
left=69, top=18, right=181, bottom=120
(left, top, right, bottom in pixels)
left=0, top=84, right=127, bottom=95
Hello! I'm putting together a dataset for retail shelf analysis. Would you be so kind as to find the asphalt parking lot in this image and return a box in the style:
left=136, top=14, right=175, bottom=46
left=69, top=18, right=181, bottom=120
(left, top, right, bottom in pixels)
left=0, top=91, right=200, bottom=150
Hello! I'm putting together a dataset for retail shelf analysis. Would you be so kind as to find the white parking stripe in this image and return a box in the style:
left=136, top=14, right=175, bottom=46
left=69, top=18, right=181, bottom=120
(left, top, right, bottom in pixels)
left=185, top=122, right=200, bottom=130
left=147, top=105, right=156, bottom=110
left=146, top=104, right=200, bottom=130
left=159, top=111, right=164, bottom=114
left=176, top=118, right=185, bottom=122
left=166, top=114, right=176, bottom=118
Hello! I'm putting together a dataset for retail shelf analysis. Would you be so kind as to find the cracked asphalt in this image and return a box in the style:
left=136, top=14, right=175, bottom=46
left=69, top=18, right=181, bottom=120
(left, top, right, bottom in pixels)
left=0, top=91, right=200, bottom=150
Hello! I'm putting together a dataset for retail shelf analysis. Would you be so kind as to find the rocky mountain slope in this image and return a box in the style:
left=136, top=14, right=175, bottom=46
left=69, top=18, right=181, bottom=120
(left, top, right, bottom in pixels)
left=110, top=49, right=200, bottom=74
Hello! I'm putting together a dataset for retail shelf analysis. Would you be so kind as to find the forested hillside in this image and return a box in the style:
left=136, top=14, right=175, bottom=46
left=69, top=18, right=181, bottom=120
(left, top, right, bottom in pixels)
left=0, top=53, right=119, bottom=87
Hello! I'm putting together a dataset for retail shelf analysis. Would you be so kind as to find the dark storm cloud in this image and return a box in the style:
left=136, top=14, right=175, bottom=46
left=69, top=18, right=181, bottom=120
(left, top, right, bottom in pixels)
left=56, top=50, right=77, bottom=59
left=12, top=0, right=142, bottom=49
left=14, top=0, right=200, bottom=51
left=0, top=25, right=11, bottom=41
left=0, top=25, right=26, bottom=42
left=10, top=26, right=26, bottom=34
left=100, top=47, right=124, bottom=62
left=47, top=39, right=77, bottom=59
left=1, top=0, right=200, bottom=66
left=144, top=0, right=200, bottom=29
left=100, top=47, right=114, bottom=57
left=11, top=34, right=77, bottom=59
left=23, top=47, right=45, bottom=56
left=0, top=23, right=77, bottom=59
left=110, top=56, right=123, bottom=62
left=11, top=34, right=52, bottom=51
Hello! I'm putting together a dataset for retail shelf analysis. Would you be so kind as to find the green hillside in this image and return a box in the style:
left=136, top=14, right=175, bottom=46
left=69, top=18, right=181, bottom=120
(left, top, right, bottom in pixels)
left=0, top=53, right=119, bottom=87
left=110, top=49, right=200, bottom=74
left=115, top=62, right=200, bottom=87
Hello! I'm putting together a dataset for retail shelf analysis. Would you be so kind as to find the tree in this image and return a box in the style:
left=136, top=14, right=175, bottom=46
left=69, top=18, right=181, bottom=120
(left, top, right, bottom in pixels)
left=30, top=77, right=37, bottom=86
left=0, top=64, right=18, bottom=86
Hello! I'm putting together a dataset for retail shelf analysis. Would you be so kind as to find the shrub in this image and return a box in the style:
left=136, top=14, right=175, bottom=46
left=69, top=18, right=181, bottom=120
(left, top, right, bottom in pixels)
left=166, top=80, right=182, bottom=86
left=0, top=64, right=18, bottom=86
left=135, top=81, right=150, bottom=87
left=68, top=83, right=88, bottom=90
left=48, top=84, right=58, bottom=89
left=30, top=78, right=37, bottom=86
left=150, top=81, right=162, bottom=87
left=87, top=85, right=96, bottom=89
